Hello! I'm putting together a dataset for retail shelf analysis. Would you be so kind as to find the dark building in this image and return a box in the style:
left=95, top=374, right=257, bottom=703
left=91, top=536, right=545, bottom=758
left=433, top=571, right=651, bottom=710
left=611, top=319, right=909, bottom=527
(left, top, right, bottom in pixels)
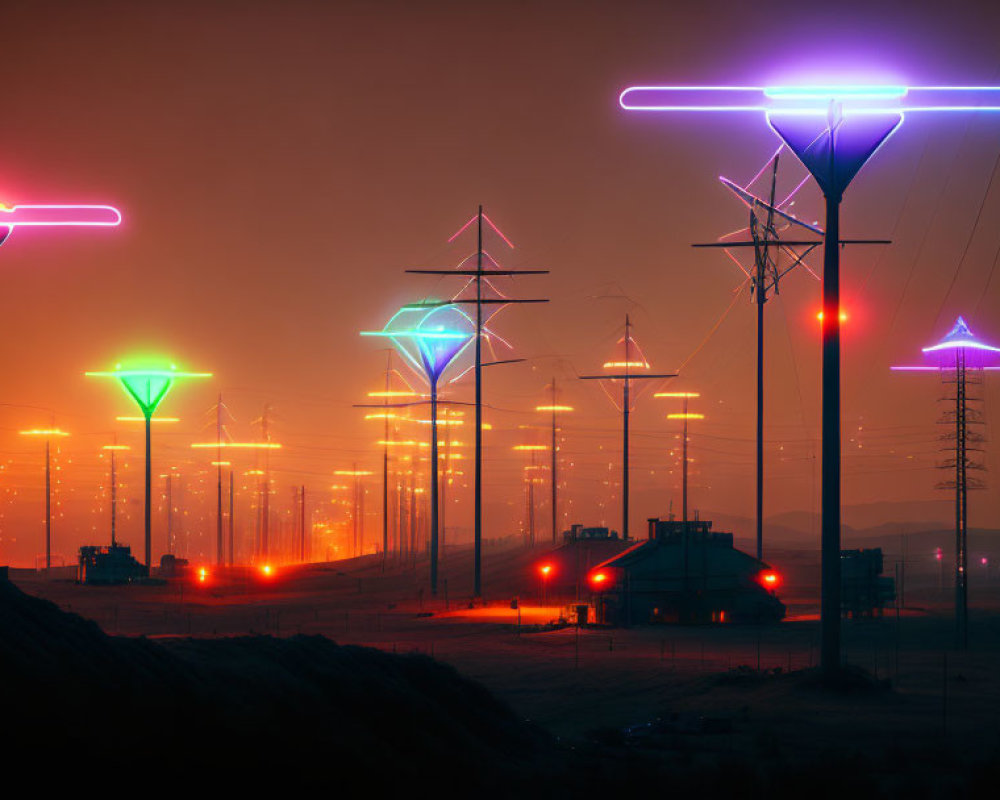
left=586, top=517, right=785, bottom=625
left=841, top=548, right=896, bottom=617
left=78, top=544, right=147, bottom=584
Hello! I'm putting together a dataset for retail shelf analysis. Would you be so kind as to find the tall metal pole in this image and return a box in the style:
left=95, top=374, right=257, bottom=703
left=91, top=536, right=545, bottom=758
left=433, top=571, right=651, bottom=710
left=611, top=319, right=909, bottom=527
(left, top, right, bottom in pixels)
left=261, top=406, right=270, bottom=560
left=551, top=378, right=558, bottom=542
left=474, top=205, right=483, bottom=597
left=623, top=316, right=631, bottom=539
left=382, top=353, right=390, bottom=561
left=300, top=485, right=307, bottom=562
left=216, top=394, right=223, bottom=567
left=955, top=348, right=968, bottom=649
left=166, top=472, right=173, bottom=556
left=45, top=438, right=51, bottom=570
left=682, top=396, right=689, bottom=524
left=820, top=192, right=842, bottom=679
left=144, top=413, right=152, bottom=570
left=756, top=283, right=764, bottom=561
left=228, top=469, right=235, bottom=565
left=430, top=376, right=440, bottom=595
left=110, top=446, right=117, bottom=547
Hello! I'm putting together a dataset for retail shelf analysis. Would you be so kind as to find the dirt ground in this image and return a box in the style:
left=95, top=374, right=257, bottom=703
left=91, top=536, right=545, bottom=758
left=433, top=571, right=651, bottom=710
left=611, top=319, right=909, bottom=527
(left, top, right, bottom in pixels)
left=12, top=540, right=1000, bottom=792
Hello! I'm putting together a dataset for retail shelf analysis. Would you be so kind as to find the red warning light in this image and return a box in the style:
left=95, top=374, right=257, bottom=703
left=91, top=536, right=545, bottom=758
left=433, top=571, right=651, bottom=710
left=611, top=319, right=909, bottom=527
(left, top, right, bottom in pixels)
left=935, top=548, right=943, bottom=562
left=817, top=309, right=848, bottom=324
left=198, top=567, right=208, bottom=583
left=538, top=563, right=553, bottom=577
left=758, top=570, right=780, bottom=590
left=261, top=564, right=273, bottom=576
left=590, top=571, right=608, bottom=587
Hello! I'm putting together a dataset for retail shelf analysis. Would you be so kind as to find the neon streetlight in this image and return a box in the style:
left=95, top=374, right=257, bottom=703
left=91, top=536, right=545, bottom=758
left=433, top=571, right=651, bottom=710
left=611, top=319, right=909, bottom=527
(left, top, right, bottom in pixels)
left=101, top=443, right=130, bottom=547
left=362, top=304, right=473, bottom=595
left=19, top=427, right=69, bottom=569
left=580, top=316, right=676, bottom=539
left=892, top=316, right=1000, bottom=649
left=621, top=81, right=1000, bottom=681
left=87, top=361, right=211, bottom=569
left=334, top=468, right=375, bottom=556
left=656, top=392, right=703, bottom=525
left=537, top=379, right=574, bottom=543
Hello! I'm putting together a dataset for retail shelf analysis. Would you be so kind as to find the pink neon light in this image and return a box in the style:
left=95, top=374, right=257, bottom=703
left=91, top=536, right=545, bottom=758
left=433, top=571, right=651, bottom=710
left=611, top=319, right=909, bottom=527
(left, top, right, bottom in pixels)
left=446, top=213, right=515, bottom=249
left=0, top=204, right=121, bottom=227
left=448, top=215, right=477, bottom=243
left=481, top=213, right=515, bottom=249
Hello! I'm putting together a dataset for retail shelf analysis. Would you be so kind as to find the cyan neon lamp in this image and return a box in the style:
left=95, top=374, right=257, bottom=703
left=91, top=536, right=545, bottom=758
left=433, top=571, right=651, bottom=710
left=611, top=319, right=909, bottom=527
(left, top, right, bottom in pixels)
left=892, top=316, right=999, bottom=650
left=87, top=361, right=211, bottom=569
left=362, top=303, right=474, bottom=594
left=620, top=82, right=1000, bottom=680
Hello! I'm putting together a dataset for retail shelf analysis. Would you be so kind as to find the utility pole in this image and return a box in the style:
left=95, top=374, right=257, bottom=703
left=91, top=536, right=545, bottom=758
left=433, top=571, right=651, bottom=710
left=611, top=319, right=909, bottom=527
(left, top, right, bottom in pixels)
left=404, top=206, right=548, bottom=598
left=21, top=427, right=70, bottom=570
left=102, top=439, right=130, bottom=547
left=229, top=470, right=235, bottom=565
left=537, top=379, right=574, bottom=542
left=300, top=485, right=307, bottom=562
left=580, top=316, right=676, bottom=539
left=892, top=316, right=998, bottom=650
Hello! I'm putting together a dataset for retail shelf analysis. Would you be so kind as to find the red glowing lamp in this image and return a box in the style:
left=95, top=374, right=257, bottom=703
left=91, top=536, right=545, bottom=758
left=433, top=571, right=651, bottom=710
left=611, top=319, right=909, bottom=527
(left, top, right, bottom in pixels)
left=197, top=567, right=208, bottom=583
left=538, top=563, right=553, bottom=577
left=261, top=564, right=273, bottom=576
left=816, top=309, right=848, bottom=324
left=590, top=571, right=608, bottom=587
left=758, top=570, right=781, bottom=590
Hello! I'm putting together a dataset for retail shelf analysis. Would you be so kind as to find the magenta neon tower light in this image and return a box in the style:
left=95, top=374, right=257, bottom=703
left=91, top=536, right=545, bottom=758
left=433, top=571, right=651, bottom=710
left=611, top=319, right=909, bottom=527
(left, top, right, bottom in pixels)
left=892, top=317, right=1000, bottom=648
left=620, top=83, right=1000, bottom=678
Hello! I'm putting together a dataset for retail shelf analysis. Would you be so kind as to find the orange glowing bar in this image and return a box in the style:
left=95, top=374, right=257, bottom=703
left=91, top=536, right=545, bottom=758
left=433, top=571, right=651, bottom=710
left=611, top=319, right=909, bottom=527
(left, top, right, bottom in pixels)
left=364, top=412, right=398, bottom=420
left=102, top=444, right=130, bottom=451
left=211, top=461, right=231, bottom=466
left=603, top=361, right=649, bottom=369
left=667, top=413, right=705, bottom=420
left=19, top=429, right=70, bottom=437
left=536, top=404, right=574, bottom=412
left=513, top=444, right=548, bottom=451
left=334, top=469, right=374, bottom=476
left=654, top=392, right=700, bottom=398
left=191, top=442, right=282, bottom=449
left=367, top=390, right=418, bottom=398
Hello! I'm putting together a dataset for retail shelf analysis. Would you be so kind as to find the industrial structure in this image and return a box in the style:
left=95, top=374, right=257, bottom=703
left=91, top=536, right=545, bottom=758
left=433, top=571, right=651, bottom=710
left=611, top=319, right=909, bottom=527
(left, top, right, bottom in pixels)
left=587, top=517, right=784, bottom=625
left=841, top=548, right=895, bottom=618
left=78, top=543, right=146, bottom=584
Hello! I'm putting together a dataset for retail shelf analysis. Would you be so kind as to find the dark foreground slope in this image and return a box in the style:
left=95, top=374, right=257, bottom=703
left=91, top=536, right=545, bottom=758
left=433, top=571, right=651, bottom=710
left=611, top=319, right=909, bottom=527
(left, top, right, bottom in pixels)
left=0, top=577, right=561, bottom=793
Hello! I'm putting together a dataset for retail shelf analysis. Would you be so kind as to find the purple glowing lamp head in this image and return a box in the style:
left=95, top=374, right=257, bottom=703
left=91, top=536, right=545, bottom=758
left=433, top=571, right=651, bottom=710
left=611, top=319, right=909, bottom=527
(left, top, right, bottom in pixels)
left=891, top=317, right=1000, bottom=371
left=619, top=84, right=1000, bottom=200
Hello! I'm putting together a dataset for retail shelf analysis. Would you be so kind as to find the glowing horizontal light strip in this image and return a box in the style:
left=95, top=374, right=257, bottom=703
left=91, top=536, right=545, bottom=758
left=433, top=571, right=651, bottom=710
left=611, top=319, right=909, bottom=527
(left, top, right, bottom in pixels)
left=667, top=413, right=705, bottom=420
left=378, top=440, right=421, bottom=447
left=513, top=445, right=548, bottom=451
left=764, top=85, right=908, bottom=99
left=0, top=204, right=122, bottom=227
left=87, top=369, right=212, bottom=378
left=102, top=445, right=130, bottom=450
left=245, top=469, right=265, bottom=476
left=367, top=390, right=418, bottom=398
left=411, top=418, right=463, bottom=425
left=191, top=442, right=282, bottom=449
left=603, top=361, right=649, bottom=369
left=211, top=461, right=231, bottom=466
left=19, top=429, right=70, bottom=436
left=619, top=85, right=1000, bottom=112
left=117, top=416, right=180, bottom=423
left=360, top=330, right=469, bottom=340
left=654, top=392, right=700, bottom=398
left=536, top=405, right=574, bottom=412
left=334, top=470, right=374, bottom=476
left=365, top=412, right=398, bottom=420
left=922, top=339, right=1000, bottom=353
